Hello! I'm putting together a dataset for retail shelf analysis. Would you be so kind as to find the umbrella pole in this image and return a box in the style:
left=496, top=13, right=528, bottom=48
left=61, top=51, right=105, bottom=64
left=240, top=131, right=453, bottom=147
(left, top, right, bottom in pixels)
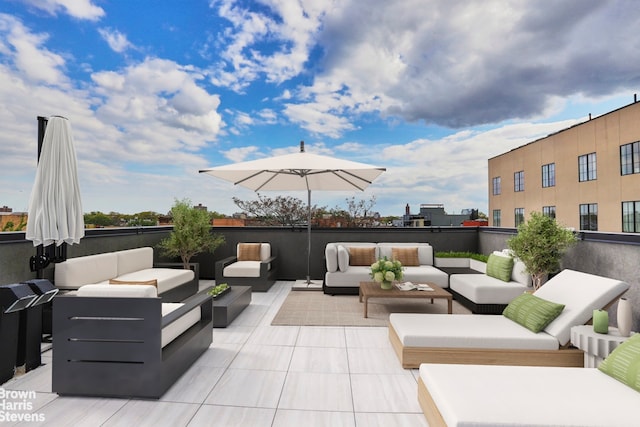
left=306, top=189, right=311, bottom=284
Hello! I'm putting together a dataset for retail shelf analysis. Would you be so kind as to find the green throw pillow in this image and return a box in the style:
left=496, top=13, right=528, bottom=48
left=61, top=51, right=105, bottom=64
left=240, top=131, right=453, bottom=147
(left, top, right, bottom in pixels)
left=503, top=293, right=565, bottom=333
left=486, top=254, right=514, bottom=282
left=598, top=333, right=640, bottom=392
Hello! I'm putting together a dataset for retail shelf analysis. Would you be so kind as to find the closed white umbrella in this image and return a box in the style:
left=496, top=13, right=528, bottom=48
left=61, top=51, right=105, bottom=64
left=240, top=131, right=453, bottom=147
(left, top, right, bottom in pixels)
left=200, top=141, right=385, bottom=289
left=26, top=116, right=84, bottom=248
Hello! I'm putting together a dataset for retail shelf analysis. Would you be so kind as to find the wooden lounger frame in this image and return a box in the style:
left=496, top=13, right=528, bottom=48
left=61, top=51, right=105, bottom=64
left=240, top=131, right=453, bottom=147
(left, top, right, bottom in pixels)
left=389, top=323, right=584, bottom=369
left=417, top=377, right=447, bottom=427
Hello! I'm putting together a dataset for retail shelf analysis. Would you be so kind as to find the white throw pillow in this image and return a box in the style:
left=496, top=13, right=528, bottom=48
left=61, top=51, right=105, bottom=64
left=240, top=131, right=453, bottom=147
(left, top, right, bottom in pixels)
left=337, top=245, right=349, bottom=272
left=325, top=243, right=338, bottom=273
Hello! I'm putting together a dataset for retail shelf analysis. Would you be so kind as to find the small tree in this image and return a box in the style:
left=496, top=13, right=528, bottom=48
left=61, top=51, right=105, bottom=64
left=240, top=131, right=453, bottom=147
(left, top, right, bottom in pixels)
left=158, top=199, right=225, bottom=269
left=507, top=212, right=577, bottom=290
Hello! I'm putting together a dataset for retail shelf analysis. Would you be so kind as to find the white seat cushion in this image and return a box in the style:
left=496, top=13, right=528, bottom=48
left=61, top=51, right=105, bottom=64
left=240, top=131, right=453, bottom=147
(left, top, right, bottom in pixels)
left=224, top=261, right=261, bottom=277
left=402, top=265, right=448, bottom=288
left=389, top=313, right=559, bottom=350
left=106, top=268, right=194, bottom=295
left=161, top=303, right=201, bottom=348
left=76, top=284, right=158, bottom=298
left=420, top=364, right=640, bottom=427
left=450, top=274, right=528, bottom=304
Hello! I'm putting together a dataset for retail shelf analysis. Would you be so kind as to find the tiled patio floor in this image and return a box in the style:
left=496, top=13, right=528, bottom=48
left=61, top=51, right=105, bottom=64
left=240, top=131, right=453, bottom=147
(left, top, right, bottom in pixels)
left=2, top=281, right=429, bottom=426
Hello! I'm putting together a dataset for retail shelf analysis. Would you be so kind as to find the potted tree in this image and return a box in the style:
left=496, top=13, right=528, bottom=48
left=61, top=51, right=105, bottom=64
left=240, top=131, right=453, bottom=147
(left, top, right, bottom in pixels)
left=158, top=199, right=225, bottom=271
left=507, top=212, right=577, bottom=290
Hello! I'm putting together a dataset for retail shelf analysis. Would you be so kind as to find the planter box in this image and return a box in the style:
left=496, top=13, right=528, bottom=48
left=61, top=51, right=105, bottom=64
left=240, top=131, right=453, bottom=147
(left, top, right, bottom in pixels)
left=434, top=257, right=470, bottom=268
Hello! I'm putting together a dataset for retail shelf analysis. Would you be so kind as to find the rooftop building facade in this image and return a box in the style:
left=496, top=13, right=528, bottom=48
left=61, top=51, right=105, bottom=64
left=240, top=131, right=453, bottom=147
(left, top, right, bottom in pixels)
left=488, top=99, right=640, bottom=231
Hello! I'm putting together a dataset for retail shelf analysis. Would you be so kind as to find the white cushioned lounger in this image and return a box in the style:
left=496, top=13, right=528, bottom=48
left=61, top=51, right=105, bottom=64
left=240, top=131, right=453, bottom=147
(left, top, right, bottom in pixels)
left=418, top=364, right=639, bottom=427
left=389, top=269, right=629, bottom=368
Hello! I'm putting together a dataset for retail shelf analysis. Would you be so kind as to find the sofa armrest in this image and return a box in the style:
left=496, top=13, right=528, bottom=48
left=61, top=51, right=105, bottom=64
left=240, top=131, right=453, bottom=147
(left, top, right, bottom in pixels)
left=215, top=256, right=238, bottom=280
left=161, top=288, right=211, bottom=328
left=259, top=255, right=277, bottom=276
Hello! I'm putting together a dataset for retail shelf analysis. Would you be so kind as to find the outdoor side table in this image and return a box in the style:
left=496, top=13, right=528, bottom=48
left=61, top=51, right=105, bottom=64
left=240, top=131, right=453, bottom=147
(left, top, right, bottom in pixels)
left=211, top=285, right=251, bottom=327
left=570, top=325, right=631, bottom=368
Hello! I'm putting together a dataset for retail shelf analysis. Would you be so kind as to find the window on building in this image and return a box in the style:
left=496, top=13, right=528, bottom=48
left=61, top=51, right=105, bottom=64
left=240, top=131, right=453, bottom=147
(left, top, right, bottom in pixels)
left=620, top=142, right=640, bottom=176
left=579, top=203, right=598, bottom=231
left=542, top=163, right=555, bottom=188
left=542, top=206, right=556, bottom=219
left=492, top=177, right=501, bottom=195
left=493, top=209, right=501, bottom=227
left=514, top=171, right=524, bottom=192
left=622, top=201, right=640, bottom=233
left=514, top=208, right=525, bottom=227
left=578, top=153, right=597, bottom=182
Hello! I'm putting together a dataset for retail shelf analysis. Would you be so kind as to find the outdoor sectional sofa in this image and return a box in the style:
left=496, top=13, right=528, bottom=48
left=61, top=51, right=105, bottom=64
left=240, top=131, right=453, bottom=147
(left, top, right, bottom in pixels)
left=323, top=242, right=448, bottom=295
left=54, top=247, right=198, bottom=302
left=447, top=250, right=532, bottom=314
left=52, top=284, right=213, bottom=399
left=389, top=269, right=629, bottom=368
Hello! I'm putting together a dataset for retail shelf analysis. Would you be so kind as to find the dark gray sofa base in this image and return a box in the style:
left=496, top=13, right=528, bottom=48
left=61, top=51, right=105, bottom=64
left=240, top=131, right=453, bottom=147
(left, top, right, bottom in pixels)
left=447, top=287, right=508, bottom=315
left=323, top=283, right=359, bottom=295
left=52, top=289, right=212, bottom=399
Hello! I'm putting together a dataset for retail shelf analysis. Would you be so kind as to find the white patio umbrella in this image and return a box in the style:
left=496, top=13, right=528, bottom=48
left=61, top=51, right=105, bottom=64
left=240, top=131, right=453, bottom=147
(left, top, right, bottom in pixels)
left=26, top=116, right=84, bottom=248
left=200, top=141, right=385, bottom=289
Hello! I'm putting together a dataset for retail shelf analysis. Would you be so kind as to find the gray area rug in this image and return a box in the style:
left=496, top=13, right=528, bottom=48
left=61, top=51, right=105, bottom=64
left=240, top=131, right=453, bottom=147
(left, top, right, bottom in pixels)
left=271, top=290, right=471, bottom=327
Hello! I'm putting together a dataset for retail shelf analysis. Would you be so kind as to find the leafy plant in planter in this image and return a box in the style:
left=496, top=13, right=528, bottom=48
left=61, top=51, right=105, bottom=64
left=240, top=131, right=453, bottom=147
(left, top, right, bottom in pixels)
left=507, top=212, right=577, bottom=290
left=158, top=198, right=225, bottom=269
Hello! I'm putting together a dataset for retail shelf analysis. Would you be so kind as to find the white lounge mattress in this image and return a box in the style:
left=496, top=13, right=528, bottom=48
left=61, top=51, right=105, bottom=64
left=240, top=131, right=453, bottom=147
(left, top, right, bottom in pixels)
left=420, top=363, right=640, bottom=427
left=389, top=313, right=559, bottom=350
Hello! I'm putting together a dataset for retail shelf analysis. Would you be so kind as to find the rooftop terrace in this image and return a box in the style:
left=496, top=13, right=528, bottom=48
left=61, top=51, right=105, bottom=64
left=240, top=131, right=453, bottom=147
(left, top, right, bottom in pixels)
left=3, top=279, right=433, bottom=426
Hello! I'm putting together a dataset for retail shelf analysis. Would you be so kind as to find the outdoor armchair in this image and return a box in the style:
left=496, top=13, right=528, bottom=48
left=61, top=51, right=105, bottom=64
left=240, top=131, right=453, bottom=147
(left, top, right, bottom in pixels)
left=215, top=243, right=277, bottom=292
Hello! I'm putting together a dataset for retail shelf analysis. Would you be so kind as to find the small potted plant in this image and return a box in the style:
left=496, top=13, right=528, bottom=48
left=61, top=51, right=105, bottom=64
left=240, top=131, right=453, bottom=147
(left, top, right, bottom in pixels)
left=158, top=198, right=225, bottom=271
left=507, top=212, right=577, bottom=290
left=208, top=283, right=230, bottom=299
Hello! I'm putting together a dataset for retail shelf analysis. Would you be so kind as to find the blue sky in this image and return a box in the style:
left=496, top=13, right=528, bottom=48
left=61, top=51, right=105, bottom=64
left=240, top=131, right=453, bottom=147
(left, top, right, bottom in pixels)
left=1, top=0, right=639, bottom=217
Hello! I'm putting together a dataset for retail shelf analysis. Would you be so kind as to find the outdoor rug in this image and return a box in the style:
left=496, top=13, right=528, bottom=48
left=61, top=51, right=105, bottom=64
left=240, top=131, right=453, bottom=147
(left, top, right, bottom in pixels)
left=271, top=290, right=471, bottom=327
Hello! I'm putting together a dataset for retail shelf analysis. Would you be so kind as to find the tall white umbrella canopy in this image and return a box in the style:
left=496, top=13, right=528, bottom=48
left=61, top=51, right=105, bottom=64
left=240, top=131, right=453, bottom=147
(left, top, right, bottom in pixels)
left=199, top=141, right=386, bottom=287
left=26, top=116, right=84, bottom=248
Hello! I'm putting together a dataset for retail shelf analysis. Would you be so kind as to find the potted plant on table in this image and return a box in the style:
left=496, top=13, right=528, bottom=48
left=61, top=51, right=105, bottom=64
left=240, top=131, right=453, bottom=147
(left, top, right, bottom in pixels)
left=158, top=198, right=225, bottom=274
left=370, top=257, right=404, bottom=290
left=507, top=212, right=577, bottom=290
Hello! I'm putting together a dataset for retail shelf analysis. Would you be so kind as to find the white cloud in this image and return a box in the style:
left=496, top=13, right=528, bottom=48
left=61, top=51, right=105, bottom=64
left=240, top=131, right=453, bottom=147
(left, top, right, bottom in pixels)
left=19, top=0, right=105, bottom=21
left=222, top=146, right=261, bottom=162
left=98, top=28, right=133, bottom=53
left=0, top=14, right=67, bottom=86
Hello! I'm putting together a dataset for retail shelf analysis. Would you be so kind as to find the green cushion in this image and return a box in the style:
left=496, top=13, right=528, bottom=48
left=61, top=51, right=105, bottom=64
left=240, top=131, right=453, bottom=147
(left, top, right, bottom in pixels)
left=598, top=333, right=640, bottom=392
left=503, top=293, right=565, bottom=333
left=486, top=254, right=514, bottom=282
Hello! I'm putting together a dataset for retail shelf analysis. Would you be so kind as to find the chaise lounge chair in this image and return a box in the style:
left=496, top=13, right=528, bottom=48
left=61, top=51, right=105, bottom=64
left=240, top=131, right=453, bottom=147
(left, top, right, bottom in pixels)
left=417, top=333, right=640, bottom=426
left=389, top=269, right=629, bottom=368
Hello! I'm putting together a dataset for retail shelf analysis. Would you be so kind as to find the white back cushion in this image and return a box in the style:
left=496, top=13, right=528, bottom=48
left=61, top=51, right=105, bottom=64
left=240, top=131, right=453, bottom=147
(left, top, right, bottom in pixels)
left=260, top=243, right=271, bottom=261
left=54, top=252, right=118, bottom=289
left=117, top=247, right=154, bottom=275
left=77, top=284, right=158, bottom=298
left=535, top=269, right=629, bottom=346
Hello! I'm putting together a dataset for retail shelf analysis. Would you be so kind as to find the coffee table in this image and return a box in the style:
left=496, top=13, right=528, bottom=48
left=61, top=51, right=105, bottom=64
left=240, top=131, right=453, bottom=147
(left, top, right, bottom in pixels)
left=358, top=281, right=452, bottom=318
